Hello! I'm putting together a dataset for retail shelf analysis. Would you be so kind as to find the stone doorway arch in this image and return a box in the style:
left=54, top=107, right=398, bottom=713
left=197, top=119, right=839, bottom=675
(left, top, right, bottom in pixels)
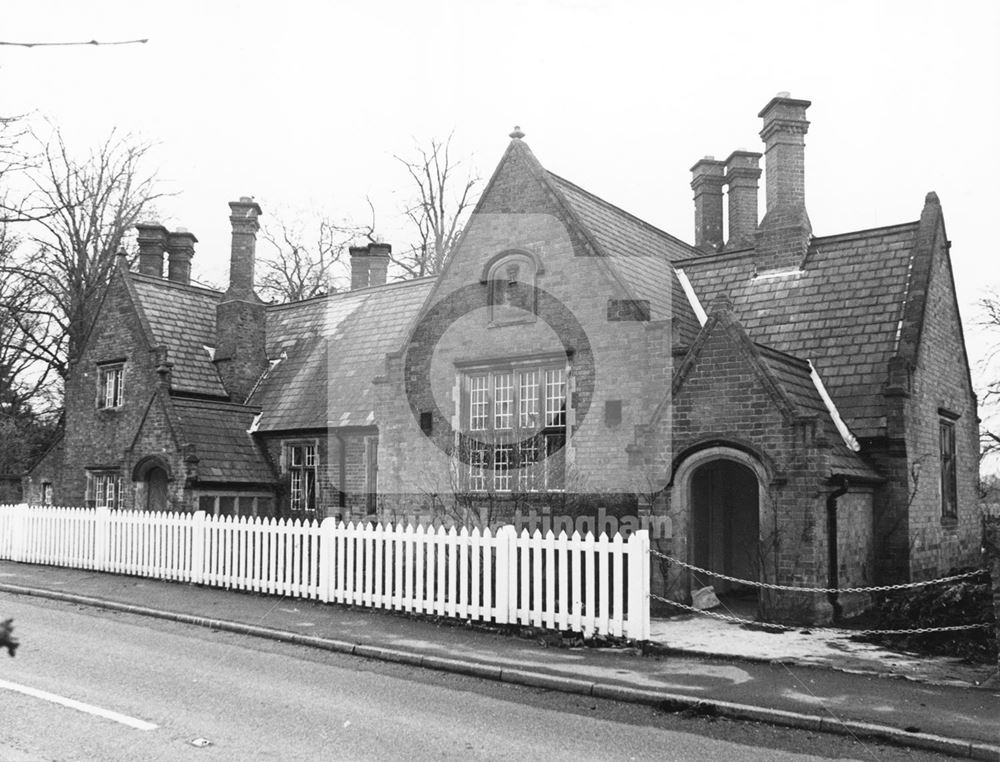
left=670, top=446, right=770, bottom=609
left=132, top=456, right=172, bottom=513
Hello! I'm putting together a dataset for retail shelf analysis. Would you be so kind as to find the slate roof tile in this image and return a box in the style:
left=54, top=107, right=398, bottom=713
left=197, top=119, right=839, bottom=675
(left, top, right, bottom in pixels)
left=680, top=222, right=918, bottom=437
left=250, top=278, right=435, bottom=431
left=170, top=397, right=274, bottom=484
left=545, top=172, right=703, bottom=345
left=130, top=274, right=227, bottom=397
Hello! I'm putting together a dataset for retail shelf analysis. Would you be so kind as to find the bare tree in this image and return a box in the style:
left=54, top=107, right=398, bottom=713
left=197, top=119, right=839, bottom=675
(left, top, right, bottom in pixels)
left=979, top=291, right=1000, bottom=461
left=7, top=126, right=164, bottom=378
left=393, top=134, right=480, bottom=278
left=257, top=211, right=358, bottom=302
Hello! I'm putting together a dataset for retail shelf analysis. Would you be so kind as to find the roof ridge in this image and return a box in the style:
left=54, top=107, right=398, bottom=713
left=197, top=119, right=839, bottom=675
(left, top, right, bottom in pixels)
left=811, top=220, right=919, bottom=244
left=265, top=276, right=436, bottom=312
left=676, top=248, right=757, bottom=266
left=171, top=396, right=260, bottom=409
left=129, top=271, right=223, bottom=297
left=546, top=171, right=698, bottom=254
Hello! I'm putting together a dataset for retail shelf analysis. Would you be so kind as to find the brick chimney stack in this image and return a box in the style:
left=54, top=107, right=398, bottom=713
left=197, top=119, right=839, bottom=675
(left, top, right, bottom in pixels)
left=226, top=197, right=262, bottom=298
left=350, top=242, right=391, bottom=289
left=690, top=157, right=726, bottom=253
left=215, top=197, right=267, bottom=403
left=755, top=93, right=812, bottom=271
left=136, top=223, right=169, bottom=277
left=166, top=229, right=197, bottom=286
left=724, top=150, right=762, bottom=250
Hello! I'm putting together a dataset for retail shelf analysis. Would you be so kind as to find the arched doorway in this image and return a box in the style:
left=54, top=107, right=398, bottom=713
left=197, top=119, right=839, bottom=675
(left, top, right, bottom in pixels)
left=669, top=446, right=769, bottom=615
left=690, top=459, right=759, bottom=597
left=132, top=457, right=171, bottom=513
left=145, top=467, right=169, bottom=512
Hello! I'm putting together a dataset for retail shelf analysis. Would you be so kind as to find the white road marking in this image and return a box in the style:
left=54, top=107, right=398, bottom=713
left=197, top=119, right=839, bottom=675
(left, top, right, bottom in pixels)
left=0, top=678, right=158, bottom=731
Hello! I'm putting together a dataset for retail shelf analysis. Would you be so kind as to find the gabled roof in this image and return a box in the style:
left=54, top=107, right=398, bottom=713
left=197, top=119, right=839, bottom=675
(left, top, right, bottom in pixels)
left=129, top=273, right=228, bottom=397
left=546, top=172, right=702, bottom=344
left=250, top=277, right=435, bottom=431
left=679, top=221, right=920, bottom=437
left=671, top=306, right=881, bottom=482
left=170, top=397, right=274, bottom=484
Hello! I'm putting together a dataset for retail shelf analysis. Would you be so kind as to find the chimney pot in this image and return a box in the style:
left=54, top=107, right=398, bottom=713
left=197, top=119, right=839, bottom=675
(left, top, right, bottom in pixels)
left=725, top=150, right=762, bottom=250
left=690, top=158, right=726, bottom=252
left=166, top=229, right=197, bottom=286
left=350, top=242, right=391, bottom=289
left=135, top=223, right=169, bottom=277
left=226, top=197, right=263, bottom=298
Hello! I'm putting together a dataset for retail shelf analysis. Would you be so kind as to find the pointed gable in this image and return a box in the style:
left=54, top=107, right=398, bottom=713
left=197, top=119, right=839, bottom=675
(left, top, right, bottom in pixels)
left=679, top=221, right=920, bottom=437
left=672, top=304, right=880, bottom=482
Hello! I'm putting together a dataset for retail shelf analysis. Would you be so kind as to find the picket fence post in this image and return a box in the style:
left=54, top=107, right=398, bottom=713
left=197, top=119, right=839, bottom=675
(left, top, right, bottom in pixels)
left=190, top=510, right=207, bottom=584
left=11, top=503, right=28, bottom=563
left=627, top=529, right=650, bottom=640
left=319, top=516, right=336, bottom=603
left=93, top=506, right=110, bottom=571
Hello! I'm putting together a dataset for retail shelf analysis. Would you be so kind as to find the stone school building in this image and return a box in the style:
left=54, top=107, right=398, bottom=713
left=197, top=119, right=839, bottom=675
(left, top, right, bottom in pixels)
left=26, top=95, right=980, bottom=622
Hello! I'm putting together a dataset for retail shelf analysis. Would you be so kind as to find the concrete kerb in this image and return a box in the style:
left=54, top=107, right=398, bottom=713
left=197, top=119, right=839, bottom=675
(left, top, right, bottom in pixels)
left=1, top=582, right=997, bottom=762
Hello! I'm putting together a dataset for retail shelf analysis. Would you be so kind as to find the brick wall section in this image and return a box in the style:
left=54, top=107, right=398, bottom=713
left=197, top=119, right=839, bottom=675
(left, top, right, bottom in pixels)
left=375, top=140, right=673, bottom=524
left=25, top=267, right=161, bottom=507
left=126, top=392, right=191, bottom=511
left=902, top=221, right=979, bottom=578
left=835, top=488, right=875, bottom=618
left=651, top=315, right=845, bottom=622
left=260, top=429, right=376, bottom=521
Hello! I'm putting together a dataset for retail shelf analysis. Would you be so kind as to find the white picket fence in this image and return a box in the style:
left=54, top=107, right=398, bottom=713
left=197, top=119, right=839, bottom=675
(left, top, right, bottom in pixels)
left=0, top=504, right=650, bottom=640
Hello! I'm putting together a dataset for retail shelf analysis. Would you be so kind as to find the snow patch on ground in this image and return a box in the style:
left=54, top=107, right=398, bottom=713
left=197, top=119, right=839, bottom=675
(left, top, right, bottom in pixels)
left=649, top=615, right=993, bottom=686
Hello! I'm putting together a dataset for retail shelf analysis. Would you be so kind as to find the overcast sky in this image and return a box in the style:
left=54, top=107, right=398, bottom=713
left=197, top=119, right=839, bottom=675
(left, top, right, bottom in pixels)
left=5, top=1, right=1000, bottom=391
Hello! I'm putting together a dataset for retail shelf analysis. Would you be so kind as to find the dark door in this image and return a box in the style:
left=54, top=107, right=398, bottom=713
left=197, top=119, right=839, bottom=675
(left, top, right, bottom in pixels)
left=691, top=459, right=759, bottom=595
left=146, top=467, right=168, bottom=512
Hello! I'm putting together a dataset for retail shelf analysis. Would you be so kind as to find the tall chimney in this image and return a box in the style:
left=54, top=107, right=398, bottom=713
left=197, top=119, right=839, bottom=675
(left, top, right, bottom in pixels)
left=166, top=229, right=197, bottom=286
left=350, top=242, right=391, bottom=289
left=215, top=197, right=267, bottom=403
left=226, top=197, right=262, bottom=297
left=755, top=93, right=812, bottom=271
left=724, top=150, right=762, bottom=250
left=136, top=223, right=168, bottom=277
left=690, top=157, right=726, bottom=253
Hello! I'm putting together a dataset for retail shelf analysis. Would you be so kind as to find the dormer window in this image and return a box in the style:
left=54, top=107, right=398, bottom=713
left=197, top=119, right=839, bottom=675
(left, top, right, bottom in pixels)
left=487, top=251, right=538, bottom=324
left=97, top=362, right=125, bottom=409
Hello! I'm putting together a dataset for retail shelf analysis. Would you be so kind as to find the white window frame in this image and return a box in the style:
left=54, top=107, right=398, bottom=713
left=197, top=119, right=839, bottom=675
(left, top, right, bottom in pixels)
left=97, top=362, right=125, bottom=409
left=285, top=441, right=318, bottom=515
left=459, top=359, right=568, bottom=493
left=86, top=470, right=123, bottom=509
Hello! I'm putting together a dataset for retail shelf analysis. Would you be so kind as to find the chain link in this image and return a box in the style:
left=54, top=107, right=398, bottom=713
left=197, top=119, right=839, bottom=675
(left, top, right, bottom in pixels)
left=649, top=548, right=988, bottom=594
left=648, top=592, right=994, bottom=635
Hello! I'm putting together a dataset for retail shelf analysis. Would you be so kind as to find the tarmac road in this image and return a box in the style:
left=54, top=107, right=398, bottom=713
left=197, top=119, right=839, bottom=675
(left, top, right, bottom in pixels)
left=0, top=596, right=958, bottom=761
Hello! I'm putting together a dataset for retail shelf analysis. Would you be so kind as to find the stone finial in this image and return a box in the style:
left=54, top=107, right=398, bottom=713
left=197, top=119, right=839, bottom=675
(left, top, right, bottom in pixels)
left=509, top=126, right=525, bottom=139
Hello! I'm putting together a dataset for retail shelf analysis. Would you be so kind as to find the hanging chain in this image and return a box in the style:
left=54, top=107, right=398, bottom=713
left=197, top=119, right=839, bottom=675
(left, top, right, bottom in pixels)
left=648, top=592, right=994, bottom=635
left=649, top=547, right=988, bottom=594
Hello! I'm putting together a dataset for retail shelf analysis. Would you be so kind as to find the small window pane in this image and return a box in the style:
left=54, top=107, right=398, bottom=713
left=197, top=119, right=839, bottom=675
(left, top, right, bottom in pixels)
left=544, top=368, right=566, bottom=427
left=494, top=372, right=513, bottom=430
left=470, top=375, right=489, bottom=431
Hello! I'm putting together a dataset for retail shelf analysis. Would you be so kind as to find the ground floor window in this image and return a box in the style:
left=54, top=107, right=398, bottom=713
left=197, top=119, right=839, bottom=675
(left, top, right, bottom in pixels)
left=41, top=482, right=53, bottom=505
left=86, top=470, right=123, bottom=509
left=286, top=442, right=317, bottom=515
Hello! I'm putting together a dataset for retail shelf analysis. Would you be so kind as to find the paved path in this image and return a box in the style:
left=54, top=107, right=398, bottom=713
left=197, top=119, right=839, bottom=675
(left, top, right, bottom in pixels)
left=1, top=561, right=997, bottom=759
